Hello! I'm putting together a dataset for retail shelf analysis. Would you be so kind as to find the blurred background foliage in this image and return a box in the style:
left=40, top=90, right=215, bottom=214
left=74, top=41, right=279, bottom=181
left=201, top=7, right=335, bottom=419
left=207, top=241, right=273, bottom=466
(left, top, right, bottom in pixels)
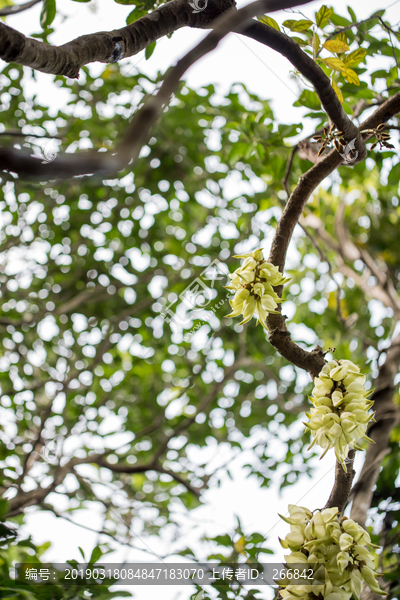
left=0, top=2, right=399, bottom=598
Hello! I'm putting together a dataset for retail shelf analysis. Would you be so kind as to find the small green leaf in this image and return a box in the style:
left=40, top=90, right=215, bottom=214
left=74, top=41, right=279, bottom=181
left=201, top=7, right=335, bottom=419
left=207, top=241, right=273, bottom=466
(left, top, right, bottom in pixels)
left=332, top=79, right=343, bottom=103
left=313, top=32, right=320, bottom=58
left=322, top=57, right=348, bottom=73
left=283, top=19, right=313, bottom=32
left=348, top=6, right=357, bottom=22
left=344, top=48, right=367, bottom=66
left=78, top=547, right=86, bottom=560
left=257, top=15, right=280, bottom=31
left=388, top=162, right=400, bottom=186
left=228, top=142, right=247, bottom=164
left=344, top=67, right=360, bottom=85
left=294, top=89, right=321, bottom=110
left=40, top=0, right=56, bottom=29
left=89, top=545, right=102, bottom=564
left=291, top=36, right=308, bottom=47
left=145, top=41, right=156, bottom=60
left=316, top=5, right=332, bottom=28
left=323, top=40, right=350, bottom=53
left=126, top=6, right=147, bottom=23
left=0, top=499, right=9, bottom=519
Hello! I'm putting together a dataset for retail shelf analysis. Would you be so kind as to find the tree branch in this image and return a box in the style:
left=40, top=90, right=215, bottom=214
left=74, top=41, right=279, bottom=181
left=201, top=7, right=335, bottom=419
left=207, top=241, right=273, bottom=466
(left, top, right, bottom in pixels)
left=0, top=0, right=235, bottom=79
left=265, top=91, right=400, bottom=379
left=0, top=0, right=313, bottom=179
left=94, top=457, right=201, bottom=497
left=0, top=0, right=42, bottom=17
left=324, top=450, right=356, bottom=513
left=241, top=21, right=367, bottom=163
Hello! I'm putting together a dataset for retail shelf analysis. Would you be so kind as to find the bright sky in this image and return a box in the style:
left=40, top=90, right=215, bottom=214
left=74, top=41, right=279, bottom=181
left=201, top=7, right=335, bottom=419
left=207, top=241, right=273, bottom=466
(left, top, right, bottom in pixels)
left=2, top=1, right=399, bottom=599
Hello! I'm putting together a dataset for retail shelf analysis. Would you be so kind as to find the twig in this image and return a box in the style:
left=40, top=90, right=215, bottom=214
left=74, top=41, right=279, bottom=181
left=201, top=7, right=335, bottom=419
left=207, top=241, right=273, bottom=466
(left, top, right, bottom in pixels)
left=0, top=0, right=42, bottom=16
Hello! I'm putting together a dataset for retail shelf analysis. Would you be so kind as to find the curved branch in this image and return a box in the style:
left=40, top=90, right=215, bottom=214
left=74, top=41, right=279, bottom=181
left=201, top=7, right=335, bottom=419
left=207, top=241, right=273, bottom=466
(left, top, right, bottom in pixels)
left=264, top=92, right=400, bottom=516
left=265, top=91, right=400, bottom=379
left=0, top=0, right=314, bottom=180
left=0, top=0, right=42, bottom=16
left=0, top=0, right=236, bottom=79
left=241, top=21, right=367, bottom=163
left=324, top=450, right=356, bottom=513
left=95, top=457, right=201, bottom=497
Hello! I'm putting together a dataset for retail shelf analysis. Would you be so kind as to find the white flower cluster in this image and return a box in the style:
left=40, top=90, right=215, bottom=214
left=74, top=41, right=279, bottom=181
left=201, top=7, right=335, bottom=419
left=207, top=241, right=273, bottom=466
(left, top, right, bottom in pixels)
left=279, top=505, right=387, bottom=600
left=305, top=359, right=375, bottom=470
left=225, top=248, right=290, bottom=329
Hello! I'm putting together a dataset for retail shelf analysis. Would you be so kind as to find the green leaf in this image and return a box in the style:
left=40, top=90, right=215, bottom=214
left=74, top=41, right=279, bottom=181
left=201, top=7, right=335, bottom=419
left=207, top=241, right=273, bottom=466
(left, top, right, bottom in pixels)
left=344, top=67, right=360, bottom=85
left=348, top=6, right=357, bottom=22
left=145, top=41, right=156, bottom=60
left=294, top=89, right=321, bottom=110
left=0, top=499, right=9, bottom=519
left=78, top=547, right=86, bottom=560
left=322, top=57, right=348, bottom=73
left=323, top=40, right=350, bottom=53
left=89, top=545, right=102, bottom=564
left=228, top=142, right=247, bottom=164
left=313, top=32, right=320, bottom=58
left=330, top=12, right=351, bottom=27
left=388, top=162, right=400, bottom=186
left=40, top=0, right=56, bottom=29
left=291, top=36, right=308, bottom=47
left=126, top=6, right=148, bottom=24
left=332, top=80, right=343, bottom=103
left=344, top=48, right=367, bottom=66
left=257, top=15, right=280, bottom=31
left=316, top=5, right=332, bottom=28
left=283, top=19, right=313, bottom=32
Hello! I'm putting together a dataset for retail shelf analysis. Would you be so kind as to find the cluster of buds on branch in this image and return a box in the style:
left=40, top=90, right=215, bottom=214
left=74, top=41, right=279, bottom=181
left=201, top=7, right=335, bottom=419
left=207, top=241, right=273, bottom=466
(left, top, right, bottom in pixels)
left=225, top=248, right=290, bottom=329
left=279, top=505, right=387, bottom=600
left=304, top=359, right=375, bottom=470
left=313, top=123, right=394, bottom=158
left=364, top=123, right=395, bottom=151
left=313, top=124, right=347, bottom=157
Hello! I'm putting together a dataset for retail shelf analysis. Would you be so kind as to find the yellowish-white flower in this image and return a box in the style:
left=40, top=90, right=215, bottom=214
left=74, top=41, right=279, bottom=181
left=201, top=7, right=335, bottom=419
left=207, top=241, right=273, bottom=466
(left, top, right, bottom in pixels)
left=304, top=359, right=375, bottom=470
left=278, top=506, right=387, bottom=600
left=225, top=248, right=290, bottom=329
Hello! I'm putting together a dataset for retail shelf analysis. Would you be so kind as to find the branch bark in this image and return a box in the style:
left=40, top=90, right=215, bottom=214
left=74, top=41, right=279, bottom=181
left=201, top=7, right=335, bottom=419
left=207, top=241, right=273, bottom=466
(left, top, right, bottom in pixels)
left=265, top=91, right=400, bottom=380
left=241, top=21, right=367, bottom=163
left=0, top=0, right=312, bottom=180
left=264, top=93, right=400, bottom=516
left=0, top=0, right=42, bottom=16
left=95, top=458, right=201, bottom=497
left=324, top=450, right=356, bottom=514
left=0, top=0, right=235, bottom=78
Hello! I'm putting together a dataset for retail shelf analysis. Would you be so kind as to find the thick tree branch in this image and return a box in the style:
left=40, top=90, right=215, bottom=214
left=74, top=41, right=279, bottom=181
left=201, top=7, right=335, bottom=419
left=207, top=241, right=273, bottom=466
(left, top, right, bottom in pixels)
left=0, top=0, right=313, bottom=180
left=265, top=91, right=400, bottom=379
left=241, top=21, right=367, bottom=163
left=264, top=93, right=400, bottom=518
left=0, top=0, right=235, bottom=79
left=324, top=450, right=356, bottom=513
